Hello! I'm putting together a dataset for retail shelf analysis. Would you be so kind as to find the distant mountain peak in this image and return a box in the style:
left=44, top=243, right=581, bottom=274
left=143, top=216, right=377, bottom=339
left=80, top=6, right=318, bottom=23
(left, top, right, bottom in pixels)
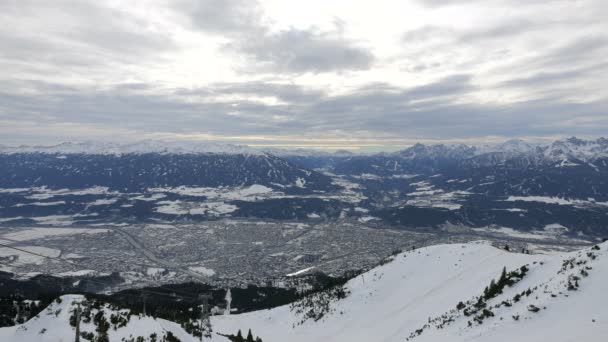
left=544, top=136, right=608, bottom=162
left=262, top=147, right=357, bottom=157
left=0, top=140, right=265, bottom=156
left=492, top=139, right=537, bottom=155
left=399, top=143, right=476, bottom=160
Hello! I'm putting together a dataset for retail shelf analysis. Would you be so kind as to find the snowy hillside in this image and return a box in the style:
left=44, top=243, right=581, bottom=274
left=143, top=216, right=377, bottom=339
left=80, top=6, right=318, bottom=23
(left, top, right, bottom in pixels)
left=1, top=242, right=606, bottom=341
left=209, top=241, right=608, bottom=342
left=0, top=295, right=198, bottom=342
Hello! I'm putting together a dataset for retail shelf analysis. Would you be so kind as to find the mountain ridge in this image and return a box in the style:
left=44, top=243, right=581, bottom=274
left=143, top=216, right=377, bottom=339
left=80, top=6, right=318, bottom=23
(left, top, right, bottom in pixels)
left=3, top=137, right=608, bottom=164
left=0, top=140, right=265, bottom=156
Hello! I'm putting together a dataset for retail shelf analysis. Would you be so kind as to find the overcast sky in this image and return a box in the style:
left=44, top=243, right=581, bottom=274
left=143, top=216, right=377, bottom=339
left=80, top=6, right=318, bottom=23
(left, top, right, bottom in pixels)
left=1, top=0, right=606, bottom=151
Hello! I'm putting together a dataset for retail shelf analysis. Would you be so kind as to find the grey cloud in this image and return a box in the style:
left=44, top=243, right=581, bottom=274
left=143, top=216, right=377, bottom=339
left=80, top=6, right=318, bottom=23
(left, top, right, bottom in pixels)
left=416, top=0, right=566, bottom=7
left=400, top=13, right=608, bottom=101
left=402, top=26, right=453, bottom=43
left=0, top=80, right=291, bottom=136
left=457, top=20, right=539, bottom=43
left=1, top=76, right=607, bottom=142
left=209, top=82, right=325, bottom=103
left=489, top=34, right=608, bottom=92
left=0, top=0, right=605, bottom=145
left=226, top=28, right=374, bottom=73
left=294, top=75, right=476, bottom=130
left=176, top=0, right=263, bottom=34
left=537, top=35, right=608, bottom=69
left=404, top=74, right=472, bottom=98
left=500, top=62, right=608, bottom=89
left=175, top=0, right=374, bottom=73
left=402, top=19, right=562, bottom=46
left=0, top=0, right=175, bottom=76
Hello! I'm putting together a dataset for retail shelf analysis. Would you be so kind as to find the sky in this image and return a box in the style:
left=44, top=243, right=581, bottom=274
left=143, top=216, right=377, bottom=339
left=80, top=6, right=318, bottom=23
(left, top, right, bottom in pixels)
left=0, top=0, right=606, bottom=151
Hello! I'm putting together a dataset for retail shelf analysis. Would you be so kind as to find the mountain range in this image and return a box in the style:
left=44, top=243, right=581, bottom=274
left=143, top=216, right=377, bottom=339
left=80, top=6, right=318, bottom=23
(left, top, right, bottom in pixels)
left=1, top=137, right=607, bottom=238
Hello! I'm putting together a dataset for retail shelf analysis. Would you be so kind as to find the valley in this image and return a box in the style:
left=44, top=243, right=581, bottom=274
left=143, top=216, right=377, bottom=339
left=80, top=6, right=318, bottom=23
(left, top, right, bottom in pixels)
left=0, top=138, right=607, bottom=341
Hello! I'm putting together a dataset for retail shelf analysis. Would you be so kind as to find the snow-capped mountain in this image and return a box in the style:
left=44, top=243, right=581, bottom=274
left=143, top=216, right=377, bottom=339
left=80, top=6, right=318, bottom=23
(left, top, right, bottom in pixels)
left=262, top=148, right=355, bottom=158
left=469, top=137, right=608, bottom=171
left=0, top=140, right=264, bottom=156
left=0, top=146, right=336, bottom=192
left=0, top=141, right=348, bottom=223
left=399, top=143, right=477, bottom=161
left=3, top=137, right=606, bottom=165
left=480, top=138, right=540, bottom=156
left=263, top=148, right=358, bottom=170
left=2, top=242, right=606, bottom=341
left=393, top=137, right=608, bottom=165
left=543, top=137, right=608, bottom=162
left=331, top=136, right=608, bottom=181
left=394, top=139, right=539, bottom=161
left=462, top=140, right=545, bottom=168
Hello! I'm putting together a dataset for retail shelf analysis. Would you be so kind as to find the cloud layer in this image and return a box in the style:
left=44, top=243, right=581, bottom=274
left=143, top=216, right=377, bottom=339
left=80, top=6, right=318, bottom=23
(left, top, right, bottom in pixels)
left=0, top=0, right=606, bottom=150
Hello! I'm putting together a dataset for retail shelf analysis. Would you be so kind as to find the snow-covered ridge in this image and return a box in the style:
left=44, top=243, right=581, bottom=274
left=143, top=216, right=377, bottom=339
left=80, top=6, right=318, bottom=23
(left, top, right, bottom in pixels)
left=474, top=138, right=540, bottom=156
left=396, top=137, right=608, bottom=163
left=209, top=241, right=608, bottom=342
left=2, top=137, right=606, bottom=160
left=262, top=137, right=608, bottom=162
left=262, top=148, right=357, bottom=157
left=0, top=140, right=265, bottom=156
left=544, top=136, right=608, bottom=162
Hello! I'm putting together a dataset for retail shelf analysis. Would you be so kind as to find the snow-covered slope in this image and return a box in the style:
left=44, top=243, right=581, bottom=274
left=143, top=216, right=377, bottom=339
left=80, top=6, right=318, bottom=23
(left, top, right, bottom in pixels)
left=0, top=140, right=264, bottom=155
left=1, top=242, right=606, bottom=341
left=209, top=241, right=608, bottom=342
left=0, top=295, right=197, bottom=341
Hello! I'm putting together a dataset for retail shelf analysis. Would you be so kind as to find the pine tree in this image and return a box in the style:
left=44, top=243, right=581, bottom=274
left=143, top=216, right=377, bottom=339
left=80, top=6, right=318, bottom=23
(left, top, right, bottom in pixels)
left=486, top=279, right=497, bottom=299
left=246, top=329, right=254, bottom=342
left=498, top=266, right=507, bottom=289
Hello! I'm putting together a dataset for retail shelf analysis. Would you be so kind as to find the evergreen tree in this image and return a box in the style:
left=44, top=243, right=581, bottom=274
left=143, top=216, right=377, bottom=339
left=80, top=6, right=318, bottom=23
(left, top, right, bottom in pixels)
left=246, top=329, right=254, bottom=342
left=497, top=267, right=507, bottom=289
left=486, top=279, right=497, bottom=299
